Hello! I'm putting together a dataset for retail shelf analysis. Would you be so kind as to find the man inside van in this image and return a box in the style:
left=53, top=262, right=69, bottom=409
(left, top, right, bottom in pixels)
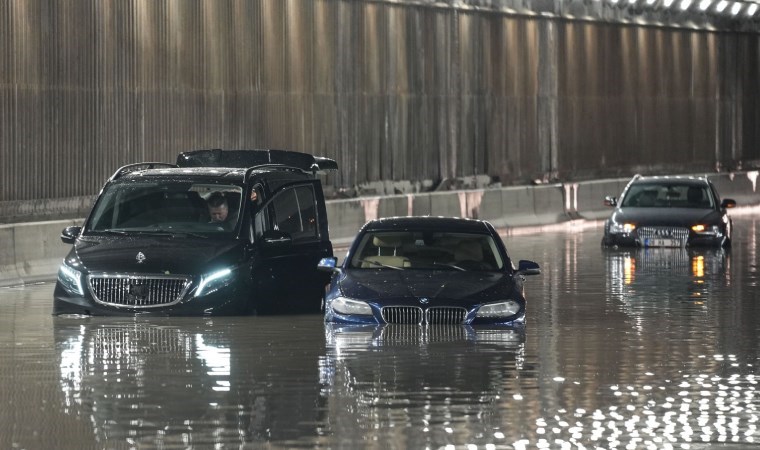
left=207, top=192, right=233, bottom=230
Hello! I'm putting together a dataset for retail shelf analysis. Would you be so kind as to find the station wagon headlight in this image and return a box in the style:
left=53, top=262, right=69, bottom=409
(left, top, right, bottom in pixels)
left=58, top=263, right=84, bottom=296
left=691, top=224, right=720, bottom=235
left=476, top=300, right=521, bottom=318
left=331, top=297, right=373, bottom=316
left=195, top=268, right=233, bottom=297
left=609, top=221, right=636, bottom=234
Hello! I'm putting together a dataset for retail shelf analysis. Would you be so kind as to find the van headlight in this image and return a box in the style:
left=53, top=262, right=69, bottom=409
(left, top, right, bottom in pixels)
left=195, top=268, right=234, bottom=297
left=476, top=300, right=521, bottom=318
left=330, top=297, right=373, bottom=316
left=58, top=263, right=84, bottom=296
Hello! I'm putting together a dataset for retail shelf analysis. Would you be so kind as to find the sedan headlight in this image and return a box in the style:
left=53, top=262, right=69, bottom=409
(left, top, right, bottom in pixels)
left=331, top=297, right=373, bottom=316
left=476, top=300, right=521, bottom=318
left=609, top=221, right=636, bottom=234
left=195, top=268, right=233, bottom=297
left=58, top=263, right=84, bottom=296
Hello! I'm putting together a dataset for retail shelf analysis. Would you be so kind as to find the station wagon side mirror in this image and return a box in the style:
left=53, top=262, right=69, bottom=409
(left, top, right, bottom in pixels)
left=721, top=198, right=736, bottom=209
left=261, top=230, right=292, bottom=246
left=604, top=196, right=617, bottom=207
left=60, top=226, right=82, bottom=245
left=516, top=260, right=541, bottom=276
left=317, top=257, right=340, bottom=273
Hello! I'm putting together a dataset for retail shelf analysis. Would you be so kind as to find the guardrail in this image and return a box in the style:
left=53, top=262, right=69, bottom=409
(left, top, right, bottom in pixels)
left=2, top=172, right=758, bottom=287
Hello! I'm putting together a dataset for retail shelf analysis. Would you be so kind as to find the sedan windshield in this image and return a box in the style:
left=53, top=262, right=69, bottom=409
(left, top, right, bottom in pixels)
left=85, top=180, right=244, bottom=237
left=621, top=183, right=714, bottom=208
left=349, top=231, right=504, bottom=271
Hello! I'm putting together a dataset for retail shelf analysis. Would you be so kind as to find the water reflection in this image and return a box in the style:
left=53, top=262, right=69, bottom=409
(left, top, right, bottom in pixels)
left=319, top=324, right=528, bottom=446
left=55, top=316, right=326, bottom=447
left=605, top=247, right=730, bottom=304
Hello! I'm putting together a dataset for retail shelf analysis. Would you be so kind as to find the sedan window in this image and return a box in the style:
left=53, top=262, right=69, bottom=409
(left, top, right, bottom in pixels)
left=349, top=231, right=504, bottom=271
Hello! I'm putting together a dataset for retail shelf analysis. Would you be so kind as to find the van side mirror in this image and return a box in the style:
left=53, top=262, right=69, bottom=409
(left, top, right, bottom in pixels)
left=317, top=257, right=340, bottom=273
left=721, top=198, right=736, bottom=209
left=516, top=260, right=541, bottom=276
left=604, top=196, right=617, bottom=207
left=60, top=226, right=82, bottom=245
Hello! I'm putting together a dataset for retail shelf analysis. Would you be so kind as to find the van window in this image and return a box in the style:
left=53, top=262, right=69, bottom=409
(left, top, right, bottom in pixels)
left=271, top=185, right=318, bottom=242
left=86, top=181, right=242, bottom=237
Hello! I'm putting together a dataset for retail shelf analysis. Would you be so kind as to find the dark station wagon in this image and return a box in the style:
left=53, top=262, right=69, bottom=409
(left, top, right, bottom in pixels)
left=54, top=149, right=336, bottom=316
left=602, top=175, right=736, bottom=248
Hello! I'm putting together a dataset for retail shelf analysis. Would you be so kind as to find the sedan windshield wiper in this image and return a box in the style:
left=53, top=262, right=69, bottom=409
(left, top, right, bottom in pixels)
left=356, top=258, right=404, bottom=271
left=432, top=262, right=466, bottom=271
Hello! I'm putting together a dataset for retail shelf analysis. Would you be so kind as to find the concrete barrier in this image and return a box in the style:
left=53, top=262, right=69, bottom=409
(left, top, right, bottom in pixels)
left=0, top=219, right=81, bottom=287
left=706, top=171, right=760, bottom=207
left=3, top=171, right=759, bottom=287
left=574, top=178, right=631, bottom=221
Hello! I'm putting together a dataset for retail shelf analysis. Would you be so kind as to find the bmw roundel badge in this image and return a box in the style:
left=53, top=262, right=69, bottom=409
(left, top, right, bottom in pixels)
left=419, top=297, right=429, bottom=305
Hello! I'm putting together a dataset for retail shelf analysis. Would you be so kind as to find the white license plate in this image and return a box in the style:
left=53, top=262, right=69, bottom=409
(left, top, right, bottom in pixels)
left=644, top=238, right=682, bottom=247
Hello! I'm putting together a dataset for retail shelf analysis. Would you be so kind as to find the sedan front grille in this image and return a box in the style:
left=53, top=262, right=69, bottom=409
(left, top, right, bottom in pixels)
left=88, top=273, right=192, bottom=308
left=381, top=306, right=468, bottom=325
left=382, top=306, right=423, bottom=324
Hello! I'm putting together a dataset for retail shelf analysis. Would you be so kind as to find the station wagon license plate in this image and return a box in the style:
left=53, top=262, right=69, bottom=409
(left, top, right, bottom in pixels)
left=644, top=238, right=682, bottom=247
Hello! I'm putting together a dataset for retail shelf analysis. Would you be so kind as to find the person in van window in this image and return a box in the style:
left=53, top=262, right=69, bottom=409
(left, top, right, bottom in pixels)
left=207, top=192, right=233, bottom=229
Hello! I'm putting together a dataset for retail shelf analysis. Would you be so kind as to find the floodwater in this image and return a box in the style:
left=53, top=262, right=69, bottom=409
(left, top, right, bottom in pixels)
left=1, top=216, right=760, bottom=450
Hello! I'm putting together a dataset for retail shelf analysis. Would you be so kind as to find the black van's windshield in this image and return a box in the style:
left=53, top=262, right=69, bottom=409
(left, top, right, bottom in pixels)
left=85, top=180, right=244, bottom=237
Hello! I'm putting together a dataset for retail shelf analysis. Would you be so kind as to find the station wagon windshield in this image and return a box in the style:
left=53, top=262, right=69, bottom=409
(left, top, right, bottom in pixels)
left=85, top=181, right=244, bottom=237
left=621, top=183, right=715, bottom=208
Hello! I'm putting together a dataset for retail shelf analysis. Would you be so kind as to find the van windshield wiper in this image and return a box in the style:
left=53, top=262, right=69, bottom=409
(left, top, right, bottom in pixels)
left=98, top=229, right=130, bottom=236
left=99, top=228, right=209, bottom=239
left=144, top=229, right=209, bottom=239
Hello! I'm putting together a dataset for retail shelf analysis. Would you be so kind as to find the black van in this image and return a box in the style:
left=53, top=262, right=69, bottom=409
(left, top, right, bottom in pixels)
left=54, top=149, right=337, bottom=316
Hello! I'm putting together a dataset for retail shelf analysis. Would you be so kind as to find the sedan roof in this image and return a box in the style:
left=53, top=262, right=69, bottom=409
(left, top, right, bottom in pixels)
left=362, top=216, right=494, bottom=233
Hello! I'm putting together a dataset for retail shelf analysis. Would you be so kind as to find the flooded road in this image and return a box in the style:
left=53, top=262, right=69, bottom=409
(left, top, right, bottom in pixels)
left=1, top=216, right=759, bottom=449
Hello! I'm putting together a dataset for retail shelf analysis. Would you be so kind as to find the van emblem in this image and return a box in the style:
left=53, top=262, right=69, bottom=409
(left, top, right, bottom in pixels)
left=136, top=252, right=146, bottom=264
left=419, top=297, right=429, bottom=305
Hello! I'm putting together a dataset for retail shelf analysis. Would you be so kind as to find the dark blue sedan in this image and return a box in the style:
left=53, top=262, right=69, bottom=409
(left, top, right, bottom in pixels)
left=318, top=217, right=540, bottom=326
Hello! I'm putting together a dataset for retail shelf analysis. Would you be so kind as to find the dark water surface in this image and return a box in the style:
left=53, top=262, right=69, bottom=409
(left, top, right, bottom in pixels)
left=2, top=216, right=760, bottom=449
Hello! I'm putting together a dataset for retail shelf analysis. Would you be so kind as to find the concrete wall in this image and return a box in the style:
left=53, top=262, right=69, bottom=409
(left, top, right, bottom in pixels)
left=2, top=172, right=759, bottom=287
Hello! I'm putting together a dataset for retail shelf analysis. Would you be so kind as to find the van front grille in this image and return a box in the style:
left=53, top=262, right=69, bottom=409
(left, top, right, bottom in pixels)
left=88, top=274, right=192, bottom=308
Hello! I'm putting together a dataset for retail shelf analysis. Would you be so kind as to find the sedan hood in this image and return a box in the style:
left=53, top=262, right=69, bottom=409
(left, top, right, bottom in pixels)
left=339, top=270, right=515, bottom=304
left=72, top=236, right=244, bottom=275
left=612, top=208, right=722, bottom=227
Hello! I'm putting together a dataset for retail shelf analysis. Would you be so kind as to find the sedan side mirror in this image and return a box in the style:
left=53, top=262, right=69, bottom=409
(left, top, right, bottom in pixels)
left=516, top=260, right=541, bottom=276
left=721, top=198, right=736, bottom=209
left=604, top=196, right=617, bottom=207
left=60, top=226, right=82, bottom=245
left=317, top=257, right=340, bottom=273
